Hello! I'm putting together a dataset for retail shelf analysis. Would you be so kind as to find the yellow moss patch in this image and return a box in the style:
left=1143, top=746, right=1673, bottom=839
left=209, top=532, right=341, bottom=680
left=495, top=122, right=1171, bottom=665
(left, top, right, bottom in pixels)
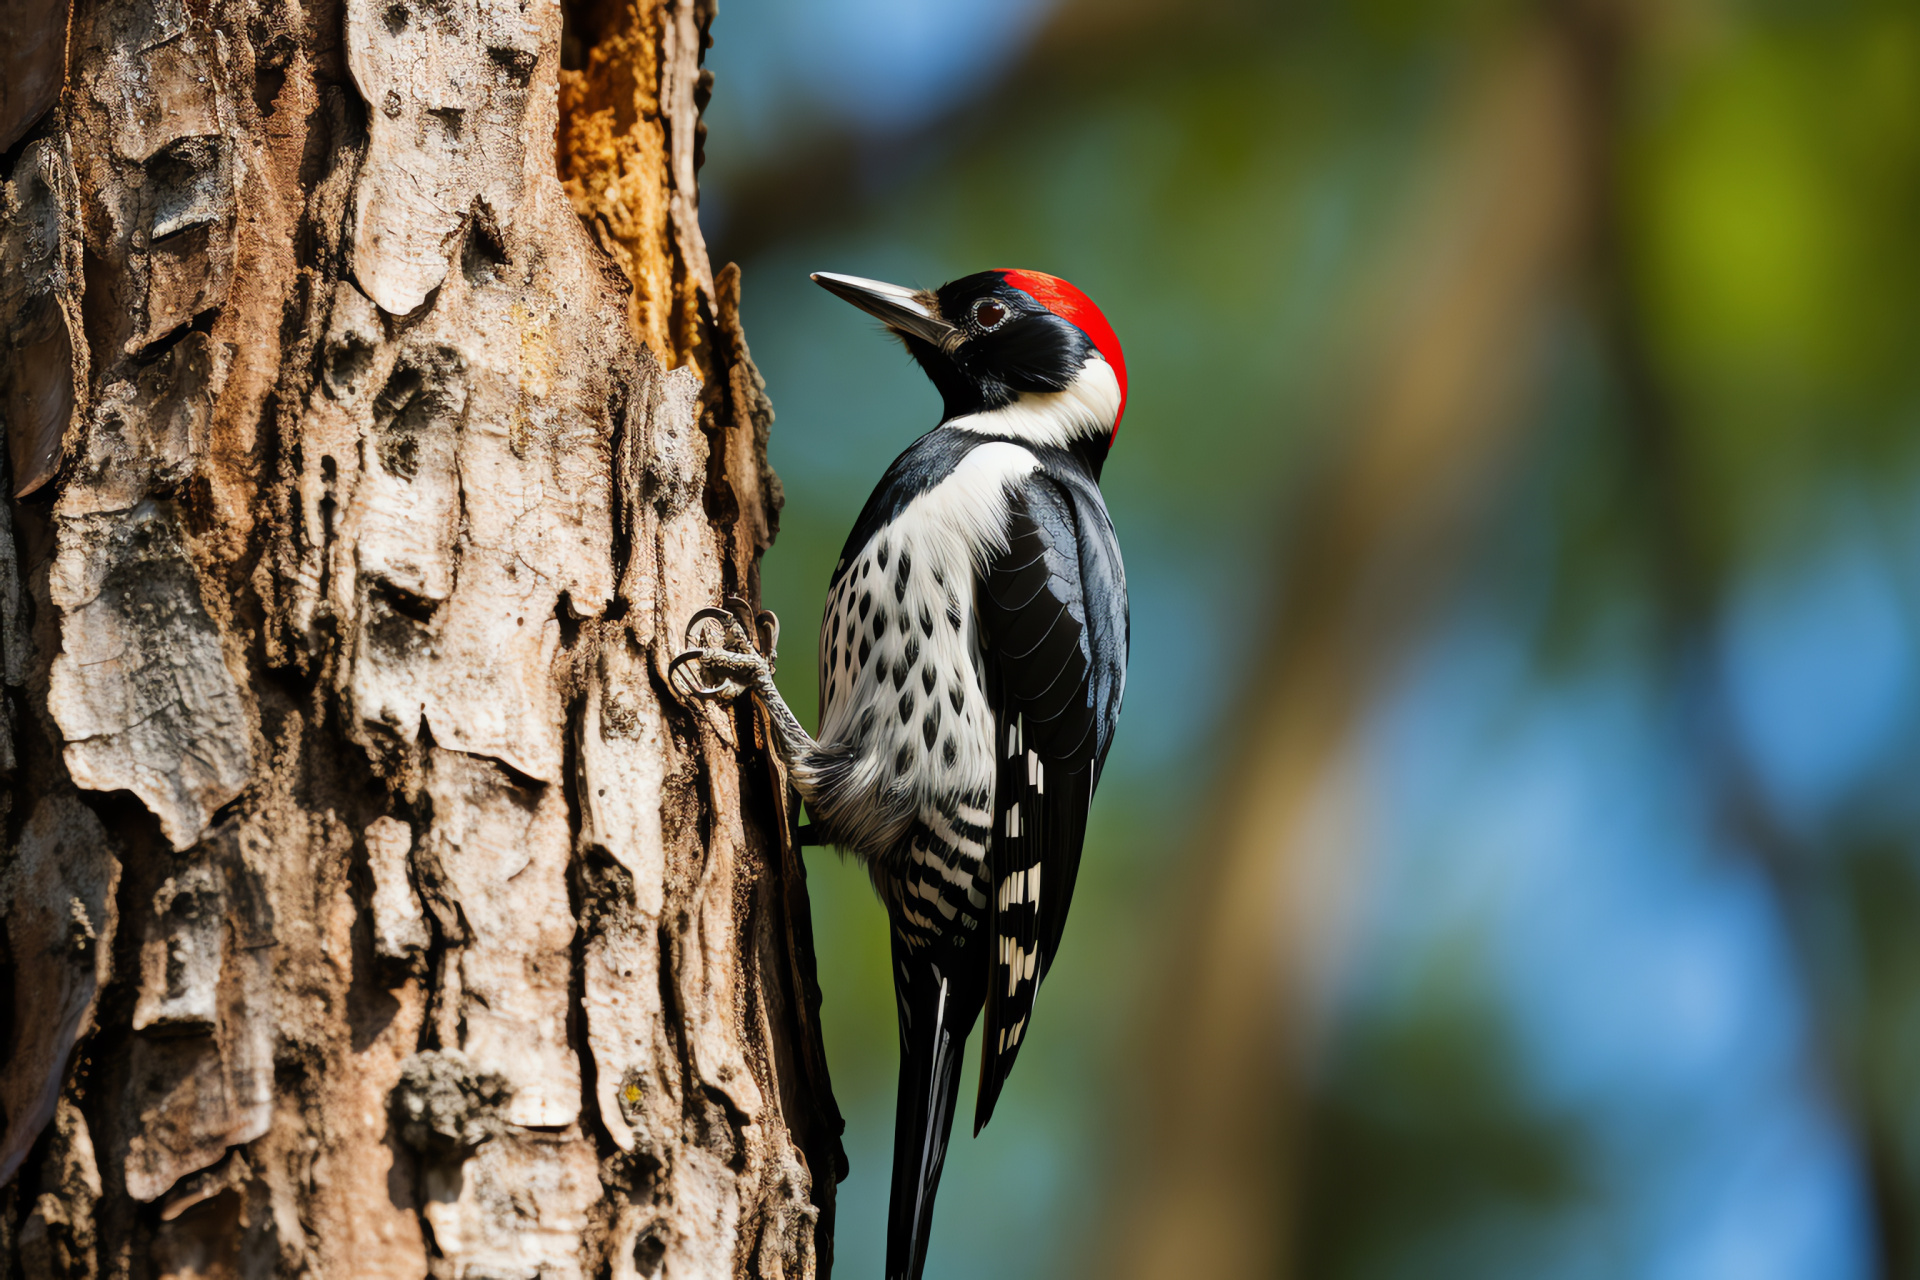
left=558, top=2, right=703, bottom=371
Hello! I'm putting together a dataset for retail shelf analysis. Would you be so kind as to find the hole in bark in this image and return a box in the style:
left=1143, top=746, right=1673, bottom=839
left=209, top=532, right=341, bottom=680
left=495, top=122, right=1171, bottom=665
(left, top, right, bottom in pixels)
left=252, top=62, right=287, bottom=117
left=554, top=590, right=582, bottom=649
left=392, top=1049, right=509, bottom=1158
left=371, top=366, right=427, bottom=478
left=369, top=579, right=436, bottom=627
left=384, top=3, right=408, bottom=34
left=369, top=351, right=466, bottom=480
left=127, top=305, right=219, bottom=367
left=558, top=0, right=619, bottom=71
left=575, top=845, right=635, bottom=963
left=145, top=137, right=225, bottom=241
left=318, top=499, right=339, bottom=557
left=348, top=871, right=402, bottom=1049
left=81, top=243, right=131, bottom=377
left=325, top=332, right=374, bottom=398
left=633, top=1229, right=666, bottom=1276
left=248, top=15, right=296, bottom=118
left=693, top=70, right=714, bottom=173
left=460, top=204, right=508, bottom=287
left=487, top=44, right=536, bottom=84
left=427, top=106, right=464, bottom=139
left=363, top=584, right=436, bottom=683
left=702, top=471, right=739, bottom=527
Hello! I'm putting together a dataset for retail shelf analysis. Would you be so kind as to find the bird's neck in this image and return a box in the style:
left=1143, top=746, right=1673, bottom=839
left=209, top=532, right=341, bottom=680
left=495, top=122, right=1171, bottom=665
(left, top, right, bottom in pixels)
left=940, top=359, right=1122, bottom=456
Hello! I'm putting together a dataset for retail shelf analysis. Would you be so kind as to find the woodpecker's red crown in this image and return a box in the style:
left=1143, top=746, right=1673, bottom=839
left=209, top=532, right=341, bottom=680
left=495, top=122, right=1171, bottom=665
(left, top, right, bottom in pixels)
left=996, top=269, right=1128, bottom=428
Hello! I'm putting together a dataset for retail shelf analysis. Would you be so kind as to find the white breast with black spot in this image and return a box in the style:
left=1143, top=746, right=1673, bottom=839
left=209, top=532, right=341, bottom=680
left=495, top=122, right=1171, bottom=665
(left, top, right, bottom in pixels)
left=812, top=441, right=1038, bottom=861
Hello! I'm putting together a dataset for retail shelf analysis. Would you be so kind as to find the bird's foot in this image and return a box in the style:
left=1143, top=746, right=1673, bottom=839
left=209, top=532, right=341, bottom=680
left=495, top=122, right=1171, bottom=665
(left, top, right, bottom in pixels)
left=670, top=597, right=780, bottom=702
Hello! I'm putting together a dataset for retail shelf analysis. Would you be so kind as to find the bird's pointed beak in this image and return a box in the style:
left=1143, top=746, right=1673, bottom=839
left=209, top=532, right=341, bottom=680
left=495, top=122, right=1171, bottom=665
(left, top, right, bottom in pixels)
left=811, top=272, right=959, bottom=350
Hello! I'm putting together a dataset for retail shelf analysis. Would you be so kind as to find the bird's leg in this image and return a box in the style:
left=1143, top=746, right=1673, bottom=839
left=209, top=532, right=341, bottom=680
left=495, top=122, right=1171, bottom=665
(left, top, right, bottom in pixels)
left=670, top=599, right=819, bottom=770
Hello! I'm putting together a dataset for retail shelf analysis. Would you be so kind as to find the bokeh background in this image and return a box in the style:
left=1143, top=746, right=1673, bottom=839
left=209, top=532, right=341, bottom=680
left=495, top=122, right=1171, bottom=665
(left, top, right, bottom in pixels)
left=697, top=1, right=1920, bottom=1276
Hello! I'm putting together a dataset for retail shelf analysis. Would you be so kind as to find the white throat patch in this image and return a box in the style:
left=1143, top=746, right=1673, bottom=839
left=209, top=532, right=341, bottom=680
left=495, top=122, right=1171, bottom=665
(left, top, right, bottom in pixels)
left=943, top=357, right=1121, bottom=450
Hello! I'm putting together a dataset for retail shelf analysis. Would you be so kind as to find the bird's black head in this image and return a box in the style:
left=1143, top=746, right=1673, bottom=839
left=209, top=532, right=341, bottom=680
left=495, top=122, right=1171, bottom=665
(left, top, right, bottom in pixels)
left=812, top=268, right=1127, bottom=464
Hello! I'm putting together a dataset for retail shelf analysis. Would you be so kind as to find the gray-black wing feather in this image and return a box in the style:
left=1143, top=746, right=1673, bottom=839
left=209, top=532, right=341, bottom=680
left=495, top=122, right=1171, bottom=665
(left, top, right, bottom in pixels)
left=974, top=465, right=1126, bottom=1131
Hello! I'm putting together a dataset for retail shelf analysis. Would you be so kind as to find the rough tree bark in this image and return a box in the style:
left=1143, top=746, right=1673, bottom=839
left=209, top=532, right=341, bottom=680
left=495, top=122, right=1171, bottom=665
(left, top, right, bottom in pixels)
left=0, top=0, right=844, bottom=1276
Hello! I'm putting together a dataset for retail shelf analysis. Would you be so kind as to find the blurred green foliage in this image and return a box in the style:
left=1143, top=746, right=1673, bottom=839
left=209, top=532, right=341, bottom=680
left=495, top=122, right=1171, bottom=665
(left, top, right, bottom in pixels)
left=1626, top=3, right=1920, bottom=561
left=708, top=0, right=1920, bottom=1274
left=1299, top=949, right=1589, bottom=1280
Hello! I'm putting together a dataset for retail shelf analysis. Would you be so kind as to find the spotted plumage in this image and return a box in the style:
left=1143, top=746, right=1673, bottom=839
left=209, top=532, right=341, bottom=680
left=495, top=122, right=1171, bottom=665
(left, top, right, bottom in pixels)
left=673, top=268, right=1128, bottom=1280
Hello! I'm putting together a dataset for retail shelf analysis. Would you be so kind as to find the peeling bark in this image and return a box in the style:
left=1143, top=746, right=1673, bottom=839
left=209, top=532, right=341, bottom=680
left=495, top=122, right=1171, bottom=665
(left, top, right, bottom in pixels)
left=0, top=0, right=843, bottom=1275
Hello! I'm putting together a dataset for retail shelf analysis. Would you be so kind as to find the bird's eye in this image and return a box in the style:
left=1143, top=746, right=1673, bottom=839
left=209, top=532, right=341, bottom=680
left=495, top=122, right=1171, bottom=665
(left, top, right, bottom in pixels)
left=972, top=299, right=1007, bottom=330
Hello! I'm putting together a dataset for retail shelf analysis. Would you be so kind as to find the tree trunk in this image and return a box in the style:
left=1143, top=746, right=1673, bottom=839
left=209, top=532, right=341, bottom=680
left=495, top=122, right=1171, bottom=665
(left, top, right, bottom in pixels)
left=0, top=0, right=844, bottom=1276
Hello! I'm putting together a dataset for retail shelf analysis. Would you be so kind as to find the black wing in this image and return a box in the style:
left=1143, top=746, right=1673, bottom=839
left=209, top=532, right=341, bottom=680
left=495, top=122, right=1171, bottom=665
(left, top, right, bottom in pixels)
left=974, top=465, right=1126, bottom=1131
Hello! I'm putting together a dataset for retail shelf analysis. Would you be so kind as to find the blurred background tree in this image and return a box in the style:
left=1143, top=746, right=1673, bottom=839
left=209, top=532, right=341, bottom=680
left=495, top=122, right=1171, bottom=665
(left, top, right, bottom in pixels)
left=700, top=0, right=1920, bottom=1275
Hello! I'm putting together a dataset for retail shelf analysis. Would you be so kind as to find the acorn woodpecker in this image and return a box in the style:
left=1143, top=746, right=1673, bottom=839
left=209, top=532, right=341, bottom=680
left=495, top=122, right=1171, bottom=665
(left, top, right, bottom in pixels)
left=673, top=268, right=1128, bottom=1280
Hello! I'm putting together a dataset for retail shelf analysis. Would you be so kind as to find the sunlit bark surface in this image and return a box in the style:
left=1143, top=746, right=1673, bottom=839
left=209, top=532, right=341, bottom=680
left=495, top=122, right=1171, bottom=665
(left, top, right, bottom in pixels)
left=0, top=0, right=843, bottom=1274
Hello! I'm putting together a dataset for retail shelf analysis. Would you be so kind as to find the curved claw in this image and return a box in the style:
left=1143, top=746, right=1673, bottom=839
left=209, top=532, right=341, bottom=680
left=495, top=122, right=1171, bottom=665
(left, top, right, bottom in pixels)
left=683, top=607, right=740, bottom=648
left=668, top=648, right=735, bottom=699
left=723, top=594, right=769, bottom=652
left=755, top=610, right=780, bottom=661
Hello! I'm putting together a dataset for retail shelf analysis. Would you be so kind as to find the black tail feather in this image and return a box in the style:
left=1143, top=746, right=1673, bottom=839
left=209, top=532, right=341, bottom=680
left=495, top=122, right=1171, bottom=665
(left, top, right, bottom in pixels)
left=886, top=937, right=983, bottom=1280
